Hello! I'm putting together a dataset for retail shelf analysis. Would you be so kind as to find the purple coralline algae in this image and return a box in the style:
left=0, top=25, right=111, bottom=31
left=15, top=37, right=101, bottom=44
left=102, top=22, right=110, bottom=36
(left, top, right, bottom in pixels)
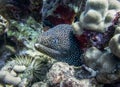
left=73, top=0, right=120, bottom=51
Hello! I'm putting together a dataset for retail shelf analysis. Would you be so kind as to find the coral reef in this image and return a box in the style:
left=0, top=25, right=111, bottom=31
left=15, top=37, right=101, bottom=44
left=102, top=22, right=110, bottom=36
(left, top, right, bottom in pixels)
left=73, top=0, right=120, bottom=50
left=47, top=62, right=75, bottom=84
left=74, top=47, right=120, bottom=84
left=109, top=34, right=120, bottom=58
left=41, top=0, right=86, bottom=27
left=1, top=0, right=120, bottom=86
left=72, top=0, right=120, bottom=85
left=0, top=55, right=53, bottom=86
left=47, top=62, right=95, bottom=87
left=79, top=0, right=120, bottom=32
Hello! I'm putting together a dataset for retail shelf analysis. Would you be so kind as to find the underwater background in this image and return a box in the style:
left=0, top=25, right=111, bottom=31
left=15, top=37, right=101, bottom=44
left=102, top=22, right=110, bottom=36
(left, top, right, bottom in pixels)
left=0, top=0, right=120, bottom=87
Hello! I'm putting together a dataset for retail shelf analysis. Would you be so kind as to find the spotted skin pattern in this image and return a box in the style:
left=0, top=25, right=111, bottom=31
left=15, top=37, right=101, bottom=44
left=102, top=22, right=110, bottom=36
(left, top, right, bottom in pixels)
left=35, top=24, right=82, bottom=66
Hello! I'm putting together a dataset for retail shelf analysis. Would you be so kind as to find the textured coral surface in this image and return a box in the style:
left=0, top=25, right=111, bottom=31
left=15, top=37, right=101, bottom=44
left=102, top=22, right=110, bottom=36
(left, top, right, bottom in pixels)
left=0, top=0, right=120, bottom=87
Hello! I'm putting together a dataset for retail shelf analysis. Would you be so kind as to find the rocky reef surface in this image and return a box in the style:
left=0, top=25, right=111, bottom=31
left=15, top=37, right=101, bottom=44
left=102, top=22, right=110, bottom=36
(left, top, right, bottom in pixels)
left=0, top=0, right=120, bottom=87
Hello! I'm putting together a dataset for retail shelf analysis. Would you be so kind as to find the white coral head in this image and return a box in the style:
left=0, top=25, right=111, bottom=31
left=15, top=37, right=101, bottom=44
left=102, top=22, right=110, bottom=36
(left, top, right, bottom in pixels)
left=109, top=34, right=120, bottom=58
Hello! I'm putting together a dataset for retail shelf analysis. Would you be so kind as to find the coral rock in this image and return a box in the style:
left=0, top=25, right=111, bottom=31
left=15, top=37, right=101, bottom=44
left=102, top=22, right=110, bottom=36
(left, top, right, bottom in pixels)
left=79, top=0, right=120, bottom=33
left=32, top=82, right=48, bottom=87
left=114, top=27, right=120, bottom=34
left=58, top=78, right=94, bottom=87
left=10, top=70, right=17, bottom=77
left=47, top=62, right=94, bottom=87
left=47, top=62, right=75, bottom=84
left=0, top=70, right=8, bottom=80
left=83, top=47, right=103, bottom=68
left=109, top=34, right=120, bottom=58
left=3, top=73, right=21, bottom=85
left=13, top=65, right=26, bottom=73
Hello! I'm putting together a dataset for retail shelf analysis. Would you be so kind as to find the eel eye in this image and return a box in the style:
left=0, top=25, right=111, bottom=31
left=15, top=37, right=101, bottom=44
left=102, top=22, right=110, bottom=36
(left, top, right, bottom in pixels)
left=52, top=38, right=59, bottom=44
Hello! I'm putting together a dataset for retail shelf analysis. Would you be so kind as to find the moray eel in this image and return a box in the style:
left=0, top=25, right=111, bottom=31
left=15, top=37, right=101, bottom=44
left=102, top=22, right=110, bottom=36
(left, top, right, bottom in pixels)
left=35, top=24, right=82, bottom=66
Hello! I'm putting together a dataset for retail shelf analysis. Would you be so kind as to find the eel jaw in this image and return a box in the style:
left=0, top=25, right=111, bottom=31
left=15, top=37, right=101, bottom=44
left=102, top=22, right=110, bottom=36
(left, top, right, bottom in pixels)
left=34, top=43, right=62, bottom=58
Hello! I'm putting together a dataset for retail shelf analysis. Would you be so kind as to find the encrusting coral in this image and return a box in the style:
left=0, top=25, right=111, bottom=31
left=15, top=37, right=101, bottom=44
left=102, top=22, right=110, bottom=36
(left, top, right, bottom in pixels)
left=0, top=54, right=53, bottom=87
left=79, top=0, right=120, bottom=32
left=109, top=34, right=120, bottom=58
left=71, top=0, right=120, bottom=84
left=47, top=62, right=95, bottom=87
left=72, top=0, right=120, bottom=51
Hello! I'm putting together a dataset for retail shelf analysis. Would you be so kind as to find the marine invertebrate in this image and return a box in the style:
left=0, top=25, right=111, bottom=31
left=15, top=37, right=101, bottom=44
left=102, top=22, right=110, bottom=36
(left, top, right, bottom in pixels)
left=35, top=24, right=82, bottom=66
left=79, top=0, right=120, bottom=32
left=70, top=0, right=120, bottom=84
left=73, top=0, right=120, bottom=50
left=0, top=54, right=52, bottom=86
left=72, top=0, right=120, bottom=34
left=109, top=34, right=120, bottom=58
left=10, top=55, right=50, bottom=82
left=83, top=47, right=103, bottom=68
left=75, top=26, right=115, bottom=50
left=81, top=46, right=120, bottom=83
left=79, top=0, right=109, bottom=32
left=3, top=73, right=21, bottom=86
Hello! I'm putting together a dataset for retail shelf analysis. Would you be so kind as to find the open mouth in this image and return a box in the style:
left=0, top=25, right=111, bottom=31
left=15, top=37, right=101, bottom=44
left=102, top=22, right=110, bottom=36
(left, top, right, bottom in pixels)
left=34, top=43, right=62, bottom=57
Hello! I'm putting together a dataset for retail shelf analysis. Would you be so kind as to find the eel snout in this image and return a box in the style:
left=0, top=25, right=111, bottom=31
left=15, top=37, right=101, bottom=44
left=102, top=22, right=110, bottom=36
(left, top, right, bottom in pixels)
left=34, top=43, right=62, bottom=57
